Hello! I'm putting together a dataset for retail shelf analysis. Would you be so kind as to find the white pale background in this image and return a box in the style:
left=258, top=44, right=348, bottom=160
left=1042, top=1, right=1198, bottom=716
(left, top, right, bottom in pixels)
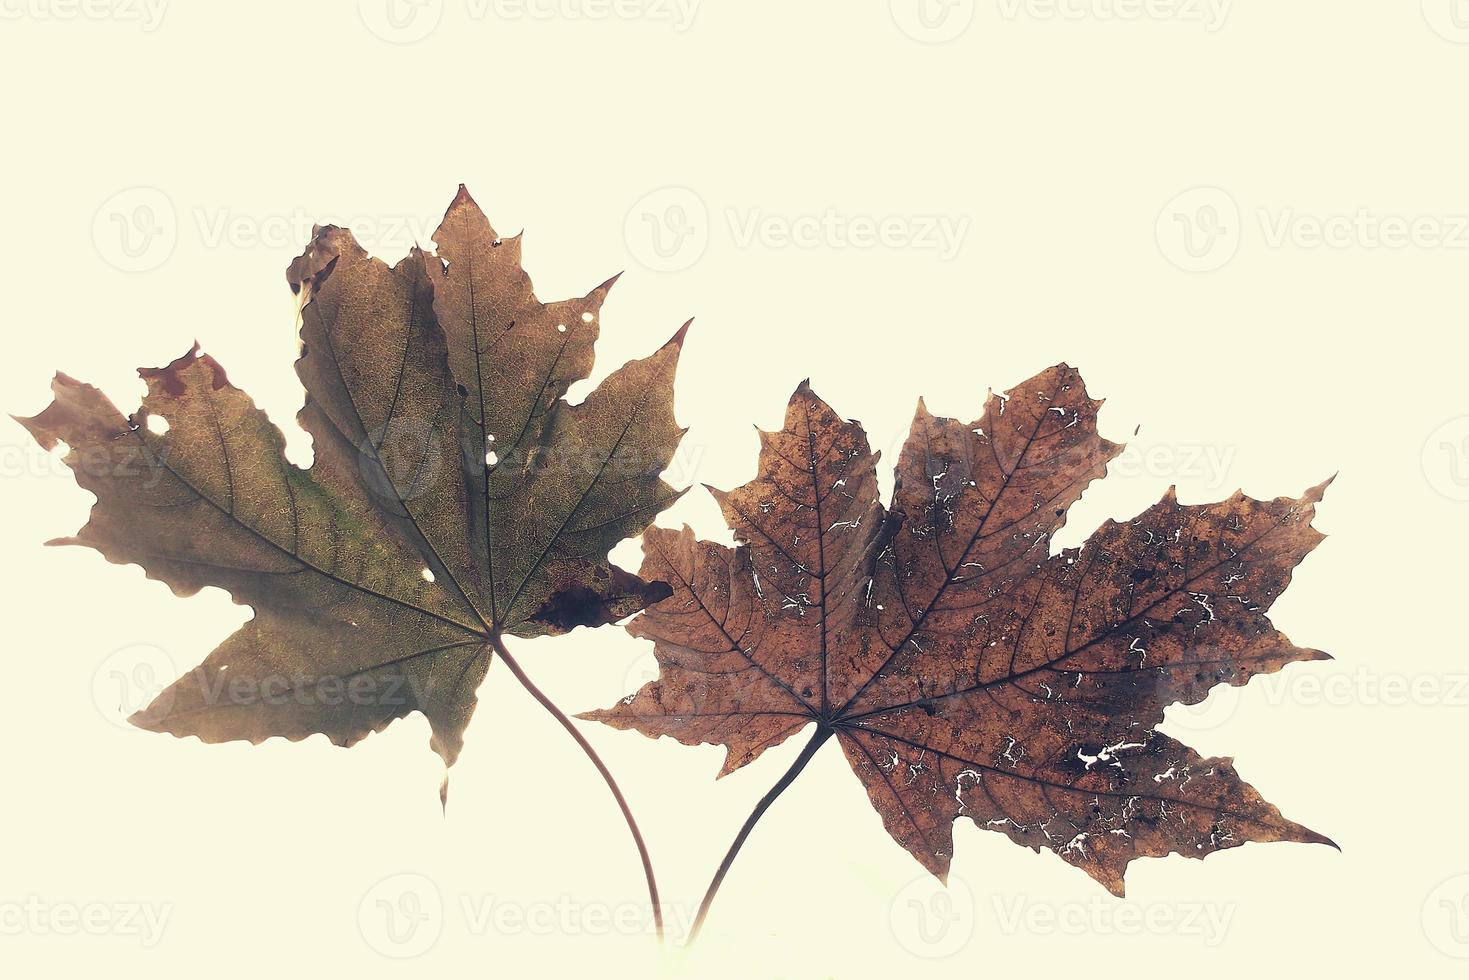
left=1, top=2, right=1466, bottom=977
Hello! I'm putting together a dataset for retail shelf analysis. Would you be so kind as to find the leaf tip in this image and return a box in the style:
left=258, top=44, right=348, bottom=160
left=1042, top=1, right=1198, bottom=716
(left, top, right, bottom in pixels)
left=126, top=705, right=161, bottom=732
left=1293, top=825, right=1340, bottom=852
left=666, top=318, right=694, bottom=350
left=791, top=378, right=825, bottom=405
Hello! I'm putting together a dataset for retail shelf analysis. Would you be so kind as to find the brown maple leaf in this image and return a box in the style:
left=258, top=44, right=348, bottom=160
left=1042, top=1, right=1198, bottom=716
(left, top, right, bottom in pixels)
left=18, top=186, right=686, bottom=932
left=584, top=364, right=1335, bottom=937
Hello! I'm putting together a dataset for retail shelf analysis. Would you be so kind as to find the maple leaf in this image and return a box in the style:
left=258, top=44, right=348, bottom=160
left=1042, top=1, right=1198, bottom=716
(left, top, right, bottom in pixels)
left=18, top=186, right=686, bottom=931
left=584, top=364, right=1335, bottom=937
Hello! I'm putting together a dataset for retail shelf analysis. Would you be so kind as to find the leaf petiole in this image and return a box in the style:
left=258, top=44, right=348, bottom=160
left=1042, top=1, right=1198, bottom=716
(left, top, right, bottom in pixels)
left=687, top=724, right=833, bottom=945
left=489, top=633, right=664, bottom=941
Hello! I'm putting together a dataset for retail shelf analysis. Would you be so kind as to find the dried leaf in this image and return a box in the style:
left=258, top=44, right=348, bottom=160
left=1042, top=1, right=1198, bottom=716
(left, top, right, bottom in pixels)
left=20, top=186, right=688, bottom=770
left=586, top=365, right=1334, bottom=905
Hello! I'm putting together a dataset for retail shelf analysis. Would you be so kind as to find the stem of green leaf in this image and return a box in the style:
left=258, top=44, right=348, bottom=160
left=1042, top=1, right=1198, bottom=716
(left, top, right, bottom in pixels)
left=687, top=724, right=833, bottom=945
left=489, top=633, right=664, bottom=942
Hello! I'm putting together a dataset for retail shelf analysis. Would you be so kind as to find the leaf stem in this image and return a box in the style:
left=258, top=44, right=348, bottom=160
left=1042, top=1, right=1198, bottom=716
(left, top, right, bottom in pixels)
left=489, top=633, right=664, bottom=941
left=687, top=724, right=833, bottom=945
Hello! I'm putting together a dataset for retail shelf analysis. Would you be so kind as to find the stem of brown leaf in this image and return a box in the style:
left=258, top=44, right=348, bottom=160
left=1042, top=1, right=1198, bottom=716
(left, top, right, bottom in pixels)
left=687, top=724, right=833, bottom=946
left=489, top=633, right=664, bottom=942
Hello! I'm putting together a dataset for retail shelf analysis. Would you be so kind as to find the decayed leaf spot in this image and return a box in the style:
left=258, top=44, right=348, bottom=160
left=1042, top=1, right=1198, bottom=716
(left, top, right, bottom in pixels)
left=585, top=365, right=1335, bottom=898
